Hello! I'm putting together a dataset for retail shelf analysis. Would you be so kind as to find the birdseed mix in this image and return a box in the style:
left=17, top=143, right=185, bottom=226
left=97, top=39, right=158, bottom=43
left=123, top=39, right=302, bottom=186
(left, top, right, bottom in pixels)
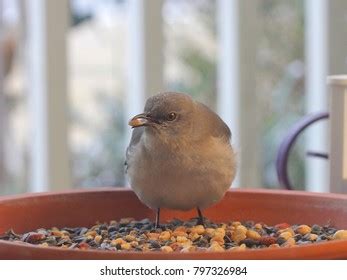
left=1, top=218, right=347, bottom=252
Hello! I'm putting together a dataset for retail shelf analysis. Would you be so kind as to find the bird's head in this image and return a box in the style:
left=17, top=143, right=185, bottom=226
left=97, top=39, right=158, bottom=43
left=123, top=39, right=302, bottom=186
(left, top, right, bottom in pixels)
left=128, top=92, right=195, bottom=138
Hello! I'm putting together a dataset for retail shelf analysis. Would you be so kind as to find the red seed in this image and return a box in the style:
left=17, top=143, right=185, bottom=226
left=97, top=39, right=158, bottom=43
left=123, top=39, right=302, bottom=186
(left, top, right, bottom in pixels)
left=275, top=223, right=291, bottom=230
left=78, top=242, right=90, bottom=250
left=170, top=243, right=181, bottom=252
left=259, top=236, right=277, bottom=246
left=25, top=232, right=46, bottom=243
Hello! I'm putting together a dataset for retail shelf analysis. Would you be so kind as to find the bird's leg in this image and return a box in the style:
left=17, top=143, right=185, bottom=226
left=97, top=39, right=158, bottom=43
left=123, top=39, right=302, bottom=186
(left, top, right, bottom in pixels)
left=197, top=207, right=205, bottom=226
left=155, top=208, right=160, bottom=229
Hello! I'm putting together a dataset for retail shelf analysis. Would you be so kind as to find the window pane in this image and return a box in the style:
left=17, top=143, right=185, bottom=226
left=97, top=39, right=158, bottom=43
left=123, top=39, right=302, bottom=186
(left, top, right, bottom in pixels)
left=0, top=0, right=28, bottom=195
left=69, top=0, right=127, bottom=187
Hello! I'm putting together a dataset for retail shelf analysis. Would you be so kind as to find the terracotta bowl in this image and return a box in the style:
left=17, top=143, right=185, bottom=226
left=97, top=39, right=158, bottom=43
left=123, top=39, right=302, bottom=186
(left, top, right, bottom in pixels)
left=1, top=188, right=347, bottom=259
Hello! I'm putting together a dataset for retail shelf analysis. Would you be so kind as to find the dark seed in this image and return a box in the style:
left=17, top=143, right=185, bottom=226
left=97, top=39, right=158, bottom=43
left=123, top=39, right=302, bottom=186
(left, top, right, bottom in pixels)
left=224, top=235, right=232, bottom=243
left=276, top=237, right=287, bottom=246
left=57, top=238, right=71, bottom=246
left=108, top=225, right=119, bottom=233
left=62, top=227, right=78, bottom=234
left=118, top=227, right=128, bottom=233
left=79, top=227, right=89, bottom=235
left=241, top=238, right=259, bottom=247
left=88, top=240, right=97, bottom=247
left=196, top=238, right=209, bottom=247
left=263, top=226, right=275, bottom=235
left=294, top=234, right=302, bottom=242
left=141, top=224, right=153, bottom=231
left=311, top=224, right=322, bottom=234
left=319, top=234, right=328, bottom=240
left=149, top=240, right=161, bottom=249
left=243, top=221, right=254, bottom=228
left=327, top=228, right=337, bottom=235
left=72, top=236, right=87, bottom=243
left=99, top=224, right=108, bottom=231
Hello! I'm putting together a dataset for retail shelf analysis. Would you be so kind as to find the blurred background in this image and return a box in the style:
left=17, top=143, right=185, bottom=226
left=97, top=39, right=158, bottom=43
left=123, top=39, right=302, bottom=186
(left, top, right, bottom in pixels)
left=0, top=0, right=347, bottom=195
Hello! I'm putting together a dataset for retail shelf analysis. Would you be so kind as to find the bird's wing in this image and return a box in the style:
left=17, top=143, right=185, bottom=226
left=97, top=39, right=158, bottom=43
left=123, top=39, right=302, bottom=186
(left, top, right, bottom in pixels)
left=198, top=102, right=232, bottom=142
left=124, top=127, right=144, bottom=173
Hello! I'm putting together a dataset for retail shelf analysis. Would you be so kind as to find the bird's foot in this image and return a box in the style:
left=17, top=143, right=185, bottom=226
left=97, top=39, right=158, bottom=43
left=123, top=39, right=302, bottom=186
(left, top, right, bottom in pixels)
left=196, top=207, right=205, bottom=226
left=155, top=208, right=160, bottom=229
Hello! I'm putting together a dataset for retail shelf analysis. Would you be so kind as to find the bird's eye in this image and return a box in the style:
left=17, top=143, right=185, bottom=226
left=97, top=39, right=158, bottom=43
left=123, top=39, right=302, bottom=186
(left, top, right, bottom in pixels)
left=167, top=112, right=177, bottom=121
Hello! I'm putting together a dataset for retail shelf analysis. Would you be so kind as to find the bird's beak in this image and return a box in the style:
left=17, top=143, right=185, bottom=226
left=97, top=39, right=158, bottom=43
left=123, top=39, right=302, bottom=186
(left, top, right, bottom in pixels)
left=128, top=113, right=151, bottom=128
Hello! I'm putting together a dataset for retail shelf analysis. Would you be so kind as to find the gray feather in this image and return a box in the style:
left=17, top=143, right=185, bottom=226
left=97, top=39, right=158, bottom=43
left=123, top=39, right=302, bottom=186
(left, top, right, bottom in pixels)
left=125, top=127, right=144, bottom=172
left=197, top=102, right=232, bottom=142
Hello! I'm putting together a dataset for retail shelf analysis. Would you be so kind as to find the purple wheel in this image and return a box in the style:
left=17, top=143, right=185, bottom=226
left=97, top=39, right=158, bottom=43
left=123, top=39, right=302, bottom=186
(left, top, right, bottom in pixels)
left=276, top=112, right=329, bottom=190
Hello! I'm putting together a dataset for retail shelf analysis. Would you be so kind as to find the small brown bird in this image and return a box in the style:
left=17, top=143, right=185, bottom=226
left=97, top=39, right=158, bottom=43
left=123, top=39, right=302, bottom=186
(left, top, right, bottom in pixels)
left=125, top=92, right=236, bottom=227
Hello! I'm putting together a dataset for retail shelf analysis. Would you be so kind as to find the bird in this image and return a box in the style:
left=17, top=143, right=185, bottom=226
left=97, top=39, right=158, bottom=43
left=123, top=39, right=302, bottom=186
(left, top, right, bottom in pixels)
left=125, top=92, right=236, bottom=227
